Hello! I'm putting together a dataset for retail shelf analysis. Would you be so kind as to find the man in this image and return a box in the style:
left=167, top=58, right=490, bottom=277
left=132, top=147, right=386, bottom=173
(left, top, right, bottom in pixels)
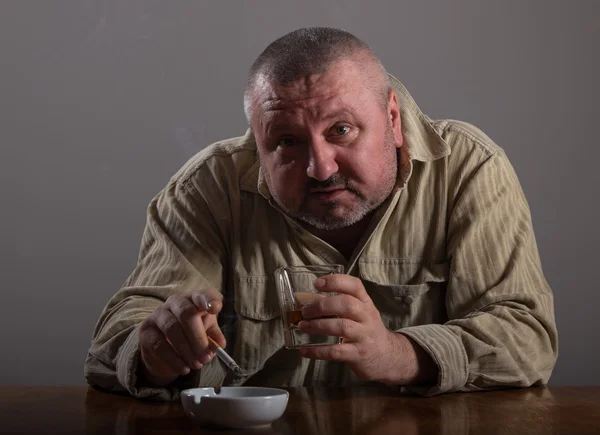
left=85, top=27, right=558, bottom=400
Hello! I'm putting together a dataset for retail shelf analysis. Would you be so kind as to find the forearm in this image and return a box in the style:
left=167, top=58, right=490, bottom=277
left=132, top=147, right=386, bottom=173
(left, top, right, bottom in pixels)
left=86, top=308, right=227, bottom=400
left=85, top=300, right=183, bottom=400
left=398, top=295, right=557, bottom=396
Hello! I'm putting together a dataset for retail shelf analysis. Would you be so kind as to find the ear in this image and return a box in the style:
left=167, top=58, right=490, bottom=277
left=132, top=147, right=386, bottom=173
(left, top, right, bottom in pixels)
left=387, top=89, right=403, bottom=149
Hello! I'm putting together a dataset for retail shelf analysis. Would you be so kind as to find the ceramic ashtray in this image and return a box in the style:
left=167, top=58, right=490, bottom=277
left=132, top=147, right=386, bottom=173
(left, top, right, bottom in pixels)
left=181, top=386, right=289, bottom=429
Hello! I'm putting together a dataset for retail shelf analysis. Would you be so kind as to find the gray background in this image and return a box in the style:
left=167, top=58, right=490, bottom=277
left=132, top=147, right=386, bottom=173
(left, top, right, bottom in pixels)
left=0, top=1, right=597, bottom=386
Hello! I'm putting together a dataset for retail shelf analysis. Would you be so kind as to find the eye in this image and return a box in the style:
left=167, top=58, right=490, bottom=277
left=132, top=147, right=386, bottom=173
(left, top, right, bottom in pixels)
left=277, top=136, right=298, bottom=147
left=332, top=125, right=350, bottom=136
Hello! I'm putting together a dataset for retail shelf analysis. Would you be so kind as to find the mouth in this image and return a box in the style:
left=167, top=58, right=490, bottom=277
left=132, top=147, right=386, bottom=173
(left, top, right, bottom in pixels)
left=308, top=188, right=347, bottom=201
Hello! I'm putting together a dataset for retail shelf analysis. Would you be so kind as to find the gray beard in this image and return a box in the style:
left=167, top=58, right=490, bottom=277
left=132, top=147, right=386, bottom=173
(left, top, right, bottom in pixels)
left=293, top=190, right=372, bottom=230
left=265, top=172, right=394, bottom=231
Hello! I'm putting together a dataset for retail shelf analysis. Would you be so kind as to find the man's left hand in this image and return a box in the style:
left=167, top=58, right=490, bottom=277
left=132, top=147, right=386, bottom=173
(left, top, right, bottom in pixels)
left=297, top=274, right=436, bottom=385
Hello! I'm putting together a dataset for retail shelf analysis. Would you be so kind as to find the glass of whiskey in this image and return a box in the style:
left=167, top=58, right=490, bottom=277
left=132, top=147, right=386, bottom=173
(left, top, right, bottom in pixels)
left=274, top=264, right=344, bottom=349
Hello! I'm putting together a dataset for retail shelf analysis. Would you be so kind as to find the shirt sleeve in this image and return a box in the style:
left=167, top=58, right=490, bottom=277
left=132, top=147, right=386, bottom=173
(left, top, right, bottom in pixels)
left=400, top=150, right=558, bottom=396
left=84, top=176, right=229, bottom=401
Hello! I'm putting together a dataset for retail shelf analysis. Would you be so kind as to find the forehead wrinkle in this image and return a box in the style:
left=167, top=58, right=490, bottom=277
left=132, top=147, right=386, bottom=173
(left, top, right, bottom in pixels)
left=260, top=72, right=344, bottom=109
left=255, top=64, right=366, bottom=131
left=263, top=89, right=338, bottom=108
left=261, top=93, right=344, bottom=127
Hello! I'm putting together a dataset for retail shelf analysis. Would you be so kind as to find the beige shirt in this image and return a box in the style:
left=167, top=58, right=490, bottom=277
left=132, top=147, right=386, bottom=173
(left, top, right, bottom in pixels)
left=84, top=75, right=558, bottom=400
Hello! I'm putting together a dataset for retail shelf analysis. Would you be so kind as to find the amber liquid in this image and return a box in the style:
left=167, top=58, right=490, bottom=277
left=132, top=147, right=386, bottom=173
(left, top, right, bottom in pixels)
left=284, top=309, right=303, bottom=328
left=281, top=290, right=342, bottom=348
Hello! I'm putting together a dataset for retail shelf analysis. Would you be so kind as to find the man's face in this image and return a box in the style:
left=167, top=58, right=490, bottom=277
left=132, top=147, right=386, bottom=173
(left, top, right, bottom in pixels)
left=251, top=60, right=403, bottom=230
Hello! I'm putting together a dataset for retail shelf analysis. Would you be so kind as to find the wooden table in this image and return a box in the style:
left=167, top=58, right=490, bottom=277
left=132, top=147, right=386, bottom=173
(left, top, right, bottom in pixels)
left=1, top=386, right=599, bottom=434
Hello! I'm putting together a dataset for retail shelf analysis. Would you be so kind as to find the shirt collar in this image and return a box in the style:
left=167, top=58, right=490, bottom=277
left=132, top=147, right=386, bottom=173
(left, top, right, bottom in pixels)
left=389, top=74, right=451, bottom=162
left=239, top=73, right=451, bottom=197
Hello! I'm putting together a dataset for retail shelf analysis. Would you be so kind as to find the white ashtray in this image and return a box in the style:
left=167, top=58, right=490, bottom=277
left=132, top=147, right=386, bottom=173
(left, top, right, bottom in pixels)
left=180, top=386, right=289, bottom=429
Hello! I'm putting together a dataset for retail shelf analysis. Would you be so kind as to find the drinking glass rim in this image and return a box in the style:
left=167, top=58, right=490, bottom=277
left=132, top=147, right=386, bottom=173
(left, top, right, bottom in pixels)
left=275, top=264, right=345, bottom=274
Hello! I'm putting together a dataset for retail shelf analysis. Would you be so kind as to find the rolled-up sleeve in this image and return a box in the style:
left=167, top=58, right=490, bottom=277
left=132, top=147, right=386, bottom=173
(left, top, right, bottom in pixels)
left=401, top=150, right=558, bottom=395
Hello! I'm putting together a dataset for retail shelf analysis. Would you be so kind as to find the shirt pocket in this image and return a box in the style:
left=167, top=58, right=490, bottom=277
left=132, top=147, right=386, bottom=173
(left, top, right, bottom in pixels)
left=232, top=275, right=284, bottom=376
left=358, top=259, right=449, bottom=330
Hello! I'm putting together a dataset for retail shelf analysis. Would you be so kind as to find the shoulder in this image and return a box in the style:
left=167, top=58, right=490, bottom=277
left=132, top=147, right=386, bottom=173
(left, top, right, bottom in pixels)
left=427, top=118, right=515, bottom=180
left=171, top=130, right=258, bottom=187
left=431, top=118, right=504, bottom=162
left=426, top=119, right=519, bottom=204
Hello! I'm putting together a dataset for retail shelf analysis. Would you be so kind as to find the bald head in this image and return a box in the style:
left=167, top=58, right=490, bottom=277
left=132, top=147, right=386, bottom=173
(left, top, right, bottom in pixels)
left=244, top=27, right=390, bottom=123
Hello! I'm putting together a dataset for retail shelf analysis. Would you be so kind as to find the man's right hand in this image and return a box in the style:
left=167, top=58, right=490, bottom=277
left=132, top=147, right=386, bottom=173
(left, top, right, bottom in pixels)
left=138, top=289, right=225, bottom=387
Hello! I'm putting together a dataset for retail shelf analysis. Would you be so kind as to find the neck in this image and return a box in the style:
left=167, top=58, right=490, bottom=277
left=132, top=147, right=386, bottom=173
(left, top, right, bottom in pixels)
left=302, top=213, right=374, bottom=260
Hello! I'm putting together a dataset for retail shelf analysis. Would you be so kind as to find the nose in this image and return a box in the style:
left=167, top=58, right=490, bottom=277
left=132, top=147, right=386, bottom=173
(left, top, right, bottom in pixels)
left=306, top=138, right=338, bottom=181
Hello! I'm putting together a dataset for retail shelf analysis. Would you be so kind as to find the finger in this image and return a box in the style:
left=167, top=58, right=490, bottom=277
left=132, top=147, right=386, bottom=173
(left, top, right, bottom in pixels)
left=167, top=298, right=213, bottom=366
left=298, top=317, right=363, bottom=341
left=153, top=307, right=200, bottom=370
left=294, top=291, right=325, bottom=306
left=314, top=275, right=371, bottom=303
left=140, top=324, right=191, bottom=376
left=190, top=289, right=223, bottom=314
left=298, top=342, right=360, bottom=362
left=301, top=294, right=366, bottom=322
left=205, top=319, right=227, bottom=349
